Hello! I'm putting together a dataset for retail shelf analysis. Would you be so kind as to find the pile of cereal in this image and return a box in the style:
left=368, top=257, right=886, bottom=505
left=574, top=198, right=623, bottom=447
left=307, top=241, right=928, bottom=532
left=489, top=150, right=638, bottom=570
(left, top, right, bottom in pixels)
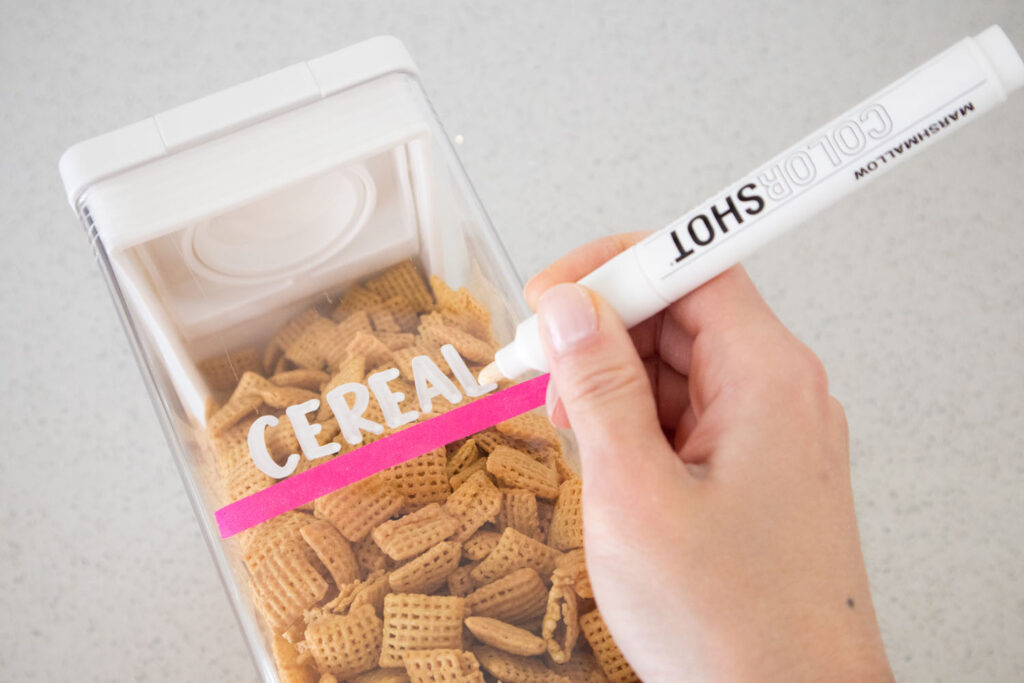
left=200, top=261, right=639, bottom=683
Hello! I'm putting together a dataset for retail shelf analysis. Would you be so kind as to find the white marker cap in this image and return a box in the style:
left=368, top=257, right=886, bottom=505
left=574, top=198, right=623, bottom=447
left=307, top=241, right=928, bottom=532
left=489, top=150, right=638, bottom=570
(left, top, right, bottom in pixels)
left=974, top=25, right=1024, bottom=95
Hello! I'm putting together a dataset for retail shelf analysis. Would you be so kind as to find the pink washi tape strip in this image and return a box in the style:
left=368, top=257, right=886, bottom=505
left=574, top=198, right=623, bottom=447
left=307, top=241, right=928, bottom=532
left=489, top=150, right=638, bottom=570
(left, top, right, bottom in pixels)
left=214, top=373, right=550, bottom=538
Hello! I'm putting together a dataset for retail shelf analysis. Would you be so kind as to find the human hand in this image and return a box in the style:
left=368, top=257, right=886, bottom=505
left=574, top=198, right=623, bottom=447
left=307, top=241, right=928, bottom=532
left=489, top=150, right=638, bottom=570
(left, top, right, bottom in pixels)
left=525, top=233, right=893, bottom=682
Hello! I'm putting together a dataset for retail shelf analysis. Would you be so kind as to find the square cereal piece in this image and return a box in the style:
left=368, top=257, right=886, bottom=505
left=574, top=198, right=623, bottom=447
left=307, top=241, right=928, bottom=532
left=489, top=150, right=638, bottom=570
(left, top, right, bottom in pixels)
left=272, top=634, right=318, bottom=683
left=451, top=287, right=493, bottom=340
left=495, top=411, right=560, bottom=449
left=388, top=540, right=462, bottom=594
left=315, top=476, right=408, bottom=543
left=377, top=331, right=417, bottom=351
left=470, top=528, right=559, bottom=585
left=354, top=534, right=393, bottom=576
left=317, top=353, right=368, bottom=420
left=440, top=307, right=493, bottom=344
left=272, top=354, right=291, bottom=375
left=428, top=274, right=460, bottom=312
left=332, top=285, right=383, bottom=322
left=372, top=296, right=420, bottom=332
left=444, top=470, right=503, bottom=542
left=243, top=368, right=315, bottom=411
left=579, top=609, right=639, bottom=683
left=207, top=391, right=262, bottom=435
left=446, top=563, right=478, bottom=598
left=449, top=458, right=489, bottom=491
left=199, top=346, right=261, bottom=392
left=369, top=307, right=402, bottom=334
left=351, top=670, right=411, bottom=683
left=270, top=368, right=330, bottom=391
left=379, top=594, right=466, bottom=668
left=313, top=578, right=363, bottom=620
left=419, top=309, right=486, bottom=344
left=473, top=646, right=567, bottom=682
left=275, top=308, right=324, bottom=352
left=317, top=311, right=373, bottom=369
left=347, top=330, right=394, bottom=368
left=542, top=573, right=580, bottom=664
left=210, top=418, right=255, bottom=479
left=300, top=519, right=361, bottom=588
left=503, top=489, right=541, bottom=542
left=381, top=448, right=450, bottom=510
left=222, top=457, right=275, bottom=504
left=372, top=503, right=459, bottom=561
left=308, top=571, right=372, bottom=622
left=446, top=439, right=481, bottom=480
left=266, top=308, right=322, bottom=369
left=392, top=343, right=450, bottom=381
left=547, top=479, right=583, bottom=551
left=428, top=277, right=492, bottom=340
left=499, top=436, right=560, bottom=466
left=472, top=429, right=517, bottom=454
left=547, top=651, right=607, bottom=683
left=403, top=649, right=484, bottom=683
left=259, top=383, right=320, bottom=411
left=418, top=321, right=493, bottom=364
left=240, top=511, right=316, bottom=573
left=550, top=450, right=579, bottom=485
left=554, top=549, right=593, bottom=600
left=537, top=501, right=555, bottom=543
left=329, top=353, right=368, bottom=389
left=464, top=617, right=546, bottom=656
left=224, top=370, right=279, bottom=399
left=351, top=570, right=394, bottom=616
left=486, top=446, right=560, bottom=500
left=365, top=261, right=435, bottom=313
left=285, top=316, right=338, bottom=370
left=264, top=416, right=303, bottom=461
left=462, top=530, right=502, bottom=562
left=306, top=604, right=383, bottom=679
left=465, top=568, right=549, bottom=624
left=252, top=543, right=329, bottom=633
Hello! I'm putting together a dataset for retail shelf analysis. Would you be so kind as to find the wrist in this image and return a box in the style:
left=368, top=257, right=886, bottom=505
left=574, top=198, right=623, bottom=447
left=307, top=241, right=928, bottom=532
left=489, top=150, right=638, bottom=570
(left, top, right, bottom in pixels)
left=722, top=605, right=893, bottom=683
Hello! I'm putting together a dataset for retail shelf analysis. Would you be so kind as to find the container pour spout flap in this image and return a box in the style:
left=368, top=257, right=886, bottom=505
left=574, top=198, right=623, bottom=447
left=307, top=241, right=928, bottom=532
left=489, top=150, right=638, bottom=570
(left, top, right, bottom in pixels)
left=184, top=166, right=376, bottom=283
left=63, top=38, right=446, bottom=421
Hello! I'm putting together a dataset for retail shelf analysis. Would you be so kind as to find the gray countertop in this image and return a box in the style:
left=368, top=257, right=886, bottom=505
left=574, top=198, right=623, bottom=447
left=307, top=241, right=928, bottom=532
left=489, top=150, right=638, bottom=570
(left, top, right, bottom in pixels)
left=2, top=1, right=1022, bottom=680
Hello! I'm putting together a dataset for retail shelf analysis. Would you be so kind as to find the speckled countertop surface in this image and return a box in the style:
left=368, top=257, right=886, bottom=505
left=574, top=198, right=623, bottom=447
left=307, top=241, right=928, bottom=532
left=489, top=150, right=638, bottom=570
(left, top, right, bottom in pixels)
left=2, top=1, right=1022, bottom=680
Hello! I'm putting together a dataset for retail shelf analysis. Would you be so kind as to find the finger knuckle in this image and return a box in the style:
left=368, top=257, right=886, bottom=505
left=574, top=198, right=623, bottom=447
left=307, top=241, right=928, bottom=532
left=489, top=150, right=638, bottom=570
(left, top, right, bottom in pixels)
left=777, top=341, right=830, bottom=402
left=798, top=345, right=830, bottom=393
left=562, top=359, right=649, bottom=412
left=829, top=395, right=850, bottom=440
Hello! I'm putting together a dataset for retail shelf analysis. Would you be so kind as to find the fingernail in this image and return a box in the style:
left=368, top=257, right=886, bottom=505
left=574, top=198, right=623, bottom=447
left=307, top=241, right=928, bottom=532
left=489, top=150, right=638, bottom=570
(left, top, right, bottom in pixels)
left=538, top=284, right=597, bottom=355
left=549, top=399, right=569, bottom=428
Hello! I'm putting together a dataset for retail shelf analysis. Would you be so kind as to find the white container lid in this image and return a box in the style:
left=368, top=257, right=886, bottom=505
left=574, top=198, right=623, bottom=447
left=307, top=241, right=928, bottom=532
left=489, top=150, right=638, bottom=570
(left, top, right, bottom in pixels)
left=59, top=36, right=440, bottom=423
left=58, top=36, right=418, bottom=207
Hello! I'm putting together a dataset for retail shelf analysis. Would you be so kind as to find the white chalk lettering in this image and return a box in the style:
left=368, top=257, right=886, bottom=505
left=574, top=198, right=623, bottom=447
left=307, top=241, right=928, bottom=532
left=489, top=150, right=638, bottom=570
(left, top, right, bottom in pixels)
left=325, top=382, right=384, bottom=445
left=248, top=347, right=497, bottom=478
left=368, top=367, right=419, bottom=429
left=286, top=398, right=341, bottom=461
left=412, top=354, right=462, bottom=413
left=248, top=414, right=300, bottom=478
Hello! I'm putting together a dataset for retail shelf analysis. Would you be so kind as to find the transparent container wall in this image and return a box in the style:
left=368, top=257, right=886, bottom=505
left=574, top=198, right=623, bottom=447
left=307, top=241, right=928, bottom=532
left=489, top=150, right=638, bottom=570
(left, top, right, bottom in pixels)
left=76, top=72, right=551, bottom=680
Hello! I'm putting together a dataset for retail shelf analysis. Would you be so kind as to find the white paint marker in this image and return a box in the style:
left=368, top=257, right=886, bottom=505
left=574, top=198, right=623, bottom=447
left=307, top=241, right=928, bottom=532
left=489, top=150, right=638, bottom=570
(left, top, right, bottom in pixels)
left=480, top=25, right=1024, bottom=383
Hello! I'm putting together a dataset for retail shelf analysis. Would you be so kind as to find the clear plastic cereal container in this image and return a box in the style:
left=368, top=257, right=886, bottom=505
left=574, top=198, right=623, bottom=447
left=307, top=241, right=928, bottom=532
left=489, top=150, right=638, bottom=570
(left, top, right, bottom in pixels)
left=59, top=37, right=635, bottom=682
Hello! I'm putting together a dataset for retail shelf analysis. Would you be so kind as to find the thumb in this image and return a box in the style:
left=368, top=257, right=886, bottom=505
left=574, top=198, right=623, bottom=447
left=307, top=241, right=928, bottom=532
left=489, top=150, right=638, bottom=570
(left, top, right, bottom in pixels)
left=536, top=283, right=684, bottom=501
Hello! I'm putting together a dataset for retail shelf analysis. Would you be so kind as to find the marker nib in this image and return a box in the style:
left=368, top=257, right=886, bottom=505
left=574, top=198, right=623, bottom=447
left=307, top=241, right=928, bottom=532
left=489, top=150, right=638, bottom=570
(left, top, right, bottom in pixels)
left=477, top=361, right=504, bottom=386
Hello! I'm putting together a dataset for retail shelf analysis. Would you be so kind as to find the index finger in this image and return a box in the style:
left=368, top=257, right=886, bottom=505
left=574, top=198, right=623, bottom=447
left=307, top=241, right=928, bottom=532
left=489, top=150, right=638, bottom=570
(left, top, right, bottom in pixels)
left=526, top=231, right=811, bottom=404
left=524, top=231, right=651, bottom=309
